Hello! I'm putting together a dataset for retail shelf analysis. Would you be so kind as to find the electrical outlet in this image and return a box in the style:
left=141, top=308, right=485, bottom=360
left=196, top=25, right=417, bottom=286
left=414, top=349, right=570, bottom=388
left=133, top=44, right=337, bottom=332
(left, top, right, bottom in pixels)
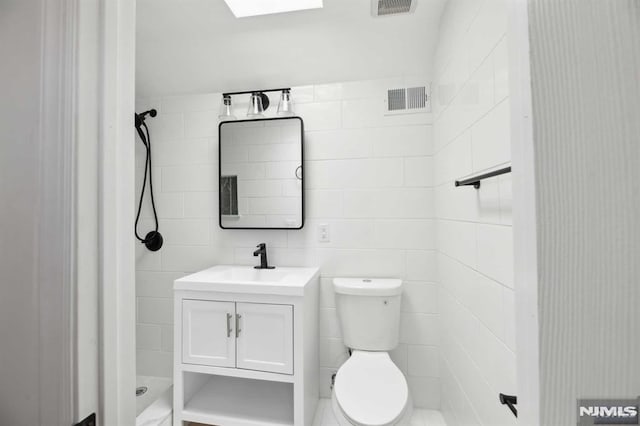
left=318, top=223, right=330, bottom=242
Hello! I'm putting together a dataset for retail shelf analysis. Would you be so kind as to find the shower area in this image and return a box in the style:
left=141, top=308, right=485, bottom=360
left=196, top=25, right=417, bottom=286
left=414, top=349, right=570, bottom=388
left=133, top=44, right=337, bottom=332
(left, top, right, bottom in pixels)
left=133, top=107, right=173, bottom=424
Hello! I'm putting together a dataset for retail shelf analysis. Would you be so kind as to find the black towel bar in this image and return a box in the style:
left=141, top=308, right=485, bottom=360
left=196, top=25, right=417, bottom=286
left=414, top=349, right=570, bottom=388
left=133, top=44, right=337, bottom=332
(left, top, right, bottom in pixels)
left=455, top=166, right=511, bottom=189
left=499, top=393, right=517, bottom=418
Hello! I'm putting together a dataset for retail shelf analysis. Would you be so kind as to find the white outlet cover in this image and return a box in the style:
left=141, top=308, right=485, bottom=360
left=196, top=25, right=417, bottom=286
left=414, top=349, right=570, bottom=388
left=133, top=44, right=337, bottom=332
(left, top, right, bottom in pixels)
left=318, top=223, right=330, bottom=242
left=223, top=0, right=323, bottom=18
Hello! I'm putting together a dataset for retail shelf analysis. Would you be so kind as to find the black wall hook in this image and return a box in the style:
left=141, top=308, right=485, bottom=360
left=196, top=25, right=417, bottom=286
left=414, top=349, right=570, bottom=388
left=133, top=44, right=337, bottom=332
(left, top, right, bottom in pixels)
left=499, top=393, right=517, bottom=418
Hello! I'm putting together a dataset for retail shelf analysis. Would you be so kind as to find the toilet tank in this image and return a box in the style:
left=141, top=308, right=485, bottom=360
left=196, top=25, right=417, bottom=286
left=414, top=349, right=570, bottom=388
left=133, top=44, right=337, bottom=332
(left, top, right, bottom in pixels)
left=333, top=278, right=403, bottom=351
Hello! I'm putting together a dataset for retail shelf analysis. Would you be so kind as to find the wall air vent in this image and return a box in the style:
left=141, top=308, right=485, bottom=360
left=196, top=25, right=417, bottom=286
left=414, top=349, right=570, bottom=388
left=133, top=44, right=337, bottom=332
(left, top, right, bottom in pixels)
left=385, top=85, right=430, bottom=115
left=387, top=89, right=407, bottom=111
left=373, top=0, right=416, bottom=16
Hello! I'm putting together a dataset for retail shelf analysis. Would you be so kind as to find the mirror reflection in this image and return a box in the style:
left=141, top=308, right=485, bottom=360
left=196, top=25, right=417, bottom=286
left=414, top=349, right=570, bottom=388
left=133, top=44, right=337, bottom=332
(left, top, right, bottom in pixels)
left=219, top=117, right=304, bottom=229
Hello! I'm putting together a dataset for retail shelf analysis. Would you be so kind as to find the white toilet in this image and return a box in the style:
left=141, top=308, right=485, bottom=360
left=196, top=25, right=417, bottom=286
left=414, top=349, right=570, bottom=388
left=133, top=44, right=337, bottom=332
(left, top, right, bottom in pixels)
left=331, top=278, right=412, bottom=426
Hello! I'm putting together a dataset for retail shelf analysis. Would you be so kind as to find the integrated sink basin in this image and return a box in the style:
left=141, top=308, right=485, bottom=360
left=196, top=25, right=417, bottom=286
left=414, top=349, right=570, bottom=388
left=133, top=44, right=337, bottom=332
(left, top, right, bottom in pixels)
left=174, top=265, right=320, bottom=296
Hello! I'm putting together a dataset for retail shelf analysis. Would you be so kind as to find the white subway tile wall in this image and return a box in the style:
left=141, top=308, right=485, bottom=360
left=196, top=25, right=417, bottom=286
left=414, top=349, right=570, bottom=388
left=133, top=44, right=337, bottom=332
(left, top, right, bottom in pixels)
left=135, top=77, right=439, bottom=407
left=432, top=0, right=516, bottom=425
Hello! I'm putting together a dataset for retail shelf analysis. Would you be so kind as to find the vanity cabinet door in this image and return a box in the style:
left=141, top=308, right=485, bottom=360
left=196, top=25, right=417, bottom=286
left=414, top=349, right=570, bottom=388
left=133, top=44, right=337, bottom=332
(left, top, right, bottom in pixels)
left=182, top=300, right=236, bottom=367
left=235, top=303, right=294, bottom=374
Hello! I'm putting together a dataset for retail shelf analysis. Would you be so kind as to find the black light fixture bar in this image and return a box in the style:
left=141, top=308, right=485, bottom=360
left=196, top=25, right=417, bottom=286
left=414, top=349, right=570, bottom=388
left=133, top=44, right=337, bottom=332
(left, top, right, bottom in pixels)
left=222, top=87, right=291, bottom=97
left=455, top=166, right=511, bottom=189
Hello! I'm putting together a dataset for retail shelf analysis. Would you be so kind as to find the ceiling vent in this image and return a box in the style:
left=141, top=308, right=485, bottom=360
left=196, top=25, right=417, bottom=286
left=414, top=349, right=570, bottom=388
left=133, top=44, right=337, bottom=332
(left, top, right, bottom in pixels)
left=385, top=85, right=430, bottom=115
left=372, top=0, right=416, bottom=16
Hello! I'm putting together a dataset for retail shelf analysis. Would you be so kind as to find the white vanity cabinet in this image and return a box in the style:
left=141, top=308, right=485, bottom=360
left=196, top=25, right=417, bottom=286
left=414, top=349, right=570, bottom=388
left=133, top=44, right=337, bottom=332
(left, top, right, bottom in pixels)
left=182, top=300, right=236, bottom=368
left=173, top=265, right=319, bottom=426
left=235, top=302, right=294, bottom=374
left=182, top=300, right=294, bottom=374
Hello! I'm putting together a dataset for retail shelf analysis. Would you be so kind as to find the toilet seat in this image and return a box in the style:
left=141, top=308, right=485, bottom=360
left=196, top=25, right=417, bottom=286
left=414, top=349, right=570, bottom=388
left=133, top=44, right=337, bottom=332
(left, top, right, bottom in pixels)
left=334, top=351, right=409, bottom=426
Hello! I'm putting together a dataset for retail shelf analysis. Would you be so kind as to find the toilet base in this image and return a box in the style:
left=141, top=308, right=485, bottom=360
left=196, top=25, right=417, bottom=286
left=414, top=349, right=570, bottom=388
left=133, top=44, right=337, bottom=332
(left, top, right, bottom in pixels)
left=331, top=390, right=413, bottom=426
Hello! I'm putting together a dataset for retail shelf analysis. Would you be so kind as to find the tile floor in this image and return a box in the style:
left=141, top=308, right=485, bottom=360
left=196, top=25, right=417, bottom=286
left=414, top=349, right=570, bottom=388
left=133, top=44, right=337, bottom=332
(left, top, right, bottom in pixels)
left=312, top=398, right=447, bottom=426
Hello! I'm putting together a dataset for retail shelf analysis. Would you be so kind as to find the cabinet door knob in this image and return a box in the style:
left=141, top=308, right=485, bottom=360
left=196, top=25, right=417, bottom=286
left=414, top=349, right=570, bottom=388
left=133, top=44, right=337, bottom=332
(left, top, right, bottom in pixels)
left=236, top=314, right=242, bottom=338
left=226, top=313, right=233, bottom=338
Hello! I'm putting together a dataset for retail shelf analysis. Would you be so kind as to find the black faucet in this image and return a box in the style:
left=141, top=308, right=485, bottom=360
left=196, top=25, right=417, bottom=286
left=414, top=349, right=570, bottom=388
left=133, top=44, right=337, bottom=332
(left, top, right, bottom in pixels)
left=253, top=243, right=275, bottom=269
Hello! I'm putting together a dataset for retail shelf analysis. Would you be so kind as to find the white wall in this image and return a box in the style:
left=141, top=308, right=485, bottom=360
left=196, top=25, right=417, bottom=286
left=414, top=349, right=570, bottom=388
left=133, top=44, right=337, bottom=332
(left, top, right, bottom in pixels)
left=135, top=76, right=441, bottom=407
left=527, top=1, right=640, bottom=424
left=135, top=0, right=447, bottom=96
left=431, top=0, right=516, bottom=424
left=0, top=1, right=44, bottom=424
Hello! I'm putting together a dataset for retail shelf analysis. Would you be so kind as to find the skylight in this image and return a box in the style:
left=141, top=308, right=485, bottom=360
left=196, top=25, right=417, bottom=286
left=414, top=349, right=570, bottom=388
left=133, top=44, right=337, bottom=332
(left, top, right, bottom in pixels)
left=223, top=0, right=323, bottom=18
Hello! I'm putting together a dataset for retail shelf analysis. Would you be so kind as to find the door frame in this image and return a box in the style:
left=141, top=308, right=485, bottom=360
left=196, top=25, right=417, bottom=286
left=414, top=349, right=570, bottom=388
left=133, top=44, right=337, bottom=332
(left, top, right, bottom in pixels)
left=69, top=0, right=138, bottom=424
left=37, top=0, right=137, bottom=423
left=509, top=1, right=541, bottom=425
left=96, top=0, right=138, bottom=424
left=66, top=0, right=543, bottom=424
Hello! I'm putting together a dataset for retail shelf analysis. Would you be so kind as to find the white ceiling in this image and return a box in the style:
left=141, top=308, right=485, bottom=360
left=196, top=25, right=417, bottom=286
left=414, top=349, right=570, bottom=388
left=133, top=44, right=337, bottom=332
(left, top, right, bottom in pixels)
left=135, top=0, right=446, bottom=97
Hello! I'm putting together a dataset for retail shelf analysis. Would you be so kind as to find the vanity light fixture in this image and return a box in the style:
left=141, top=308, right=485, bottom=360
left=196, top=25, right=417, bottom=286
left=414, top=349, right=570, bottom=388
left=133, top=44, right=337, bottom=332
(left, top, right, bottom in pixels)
left=218, top=94, right=236, bottom=120
left=221, top=88, right=293, bottom=119
left=277, top=89, right=294, bottom=116
left=223, top=0, right=322, bottom=18
left=247, top=92, right=268, bottom=117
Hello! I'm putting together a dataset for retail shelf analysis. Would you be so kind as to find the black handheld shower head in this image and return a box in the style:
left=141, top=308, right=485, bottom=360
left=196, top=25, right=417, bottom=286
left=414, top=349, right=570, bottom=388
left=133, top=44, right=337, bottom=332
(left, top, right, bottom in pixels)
left=134, top=108, right=163, bottom=252
left=135, top=109, right=157, bottom=128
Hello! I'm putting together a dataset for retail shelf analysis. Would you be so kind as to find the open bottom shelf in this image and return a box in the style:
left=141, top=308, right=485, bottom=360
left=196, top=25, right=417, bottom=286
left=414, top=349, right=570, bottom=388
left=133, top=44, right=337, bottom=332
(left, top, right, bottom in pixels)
left=183, top=374, right=294, bottom=426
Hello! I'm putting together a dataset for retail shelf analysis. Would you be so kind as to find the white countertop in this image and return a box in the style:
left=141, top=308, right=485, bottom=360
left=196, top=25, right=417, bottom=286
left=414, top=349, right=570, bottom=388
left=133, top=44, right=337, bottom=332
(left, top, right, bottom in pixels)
left=174, top=264, right=320, bottom=296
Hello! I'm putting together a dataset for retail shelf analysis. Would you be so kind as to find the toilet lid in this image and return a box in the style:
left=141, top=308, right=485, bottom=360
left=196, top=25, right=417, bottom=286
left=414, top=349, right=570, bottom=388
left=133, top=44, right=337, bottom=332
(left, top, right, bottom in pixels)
left=334, top=351, right=408, bottom=426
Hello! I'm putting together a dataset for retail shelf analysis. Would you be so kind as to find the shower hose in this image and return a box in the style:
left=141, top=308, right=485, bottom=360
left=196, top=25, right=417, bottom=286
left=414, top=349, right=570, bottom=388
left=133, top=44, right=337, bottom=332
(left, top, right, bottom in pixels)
left=134, top=110, right=163, bottom=251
